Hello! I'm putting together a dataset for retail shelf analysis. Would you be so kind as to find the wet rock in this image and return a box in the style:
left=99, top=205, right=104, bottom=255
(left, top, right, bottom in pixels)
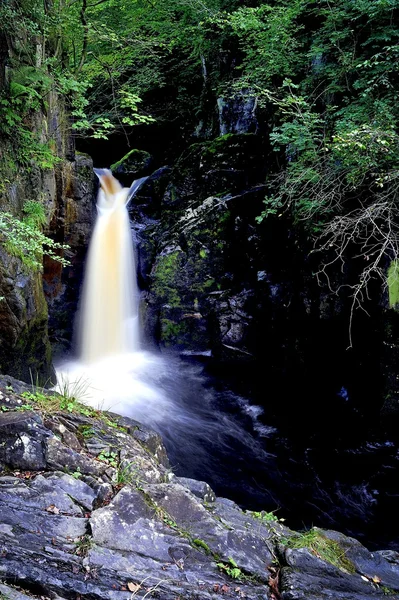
left=0, top=374, right=32, bottom=395
left=130, top=165, right=172, bottom=210
left=143, top=482, right=274, bottom=580
left=0, top=412, right=49, bottom=470
left=111, top=149, right=153, bottom=181
left=41, top=472, right=97, bottom=511
left=89, top=484, right=269, bottom=598
left=46, top=436, right=105, bottom=477
left=1, top=378, right=398, bottom=600
left=0, top=583, right=51, bottom=600
left=323, top=530, right=399, bottom=591
left=90, top=486, right=155, bottom=550
left=44, top=152, right=96, bottom=355
left=176, top=476, right=216, bottom=503
left=114, top=414, right=170, bottom=468
left=280, top=547, right=390, bottom=599
left=44, top=418, right=82, bottom=451
left=209, top=290, right=255, bottom=358
left=147, top=183, right=266, bottom=353
left=0, top=472, right=94, bottom=516
left=217, top=91, right=258, bottom=136
left=0, top=249, right=54, bottom=383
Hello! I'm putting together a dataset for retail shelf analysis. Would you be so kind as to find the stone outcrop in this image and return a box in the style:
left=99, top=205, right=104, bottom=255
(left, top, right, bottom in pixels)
left=217, top=91, right=258, bottom=136
left=131, top=133, right=270, bottom=357
left=0, top=248, right=53, bottom=383
left=43, top=152, right=96, bottom=356
left=0, top=376, right=398, bottom=600
left=0, top=144, right=95, bottom=379
left=0, top=9, right=96, bottom=379
left=111, top=149, right=154, bottom=184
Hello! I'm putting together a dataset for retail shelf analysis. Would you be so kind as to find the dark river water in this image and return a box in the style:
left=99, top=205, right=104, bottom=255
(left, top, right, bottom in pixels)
left=159, top=355, right=399, bottom=552
left=56, top=338, right=399, bottom=552
left=58, top=348, right=398, bottom=552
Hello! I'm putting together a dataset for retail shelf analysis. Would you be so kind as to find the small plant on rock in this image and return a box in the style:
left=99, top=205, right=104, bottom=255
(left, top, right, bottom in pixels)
left=216, top=557, right=243, bottom=580
left=249, top=509, right=282, bottom=523
left=97, top=450, right=118, bottom=468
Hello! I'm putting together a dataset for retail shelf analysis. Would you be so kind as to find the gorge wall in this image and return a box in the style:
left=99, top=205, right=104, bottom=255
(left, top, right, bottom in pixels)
left=1, top=25, right=398, bottom=431
left=0, top=34, right=95, bottom=382
left=103, top=107, right=399, bottom=433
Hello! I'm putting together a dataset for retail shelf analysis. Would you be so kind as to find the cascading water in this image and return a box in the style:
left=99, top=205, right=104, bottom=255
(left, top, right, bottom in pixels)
left=78, top=170, right=140, bottom=362
left=55, top=169, right=276, bottom=498
left=54, top=170, right=399, bottom=551
left=55, top=170, right=167, bottom=414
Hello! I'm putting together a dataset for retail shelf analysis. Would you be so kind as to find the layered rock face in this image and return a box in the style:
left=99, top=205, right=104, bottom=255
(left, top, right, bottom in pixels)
left=0, top=140, right=95, bottom=381
left=131, top=133, right=269, bottom=358
left=117, top=122, right=396, bottom=425
left=43, top=152, right=95, bottom=358
left=1, top=375, right=398, bottom=600
left=0, top=52, right=95, bottom=378
left=131, top=133, right=342, bottom=378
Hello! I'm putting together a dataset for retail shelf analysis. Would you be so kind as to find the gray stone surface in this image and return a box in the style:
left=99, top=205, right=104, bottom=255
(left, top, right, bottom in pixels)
left=0, top=377, right=398, bottom=600
left=176, top=476, right=216, bottom=502
left=280, top=547, right=394, bottom=599
left=0, top=412, right=49, bottom=470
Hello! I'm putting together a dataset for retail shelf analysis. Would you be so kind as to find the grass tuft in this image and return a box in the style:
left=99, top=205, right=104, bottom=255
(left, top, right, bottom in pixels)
left=283, top=527, right=355, bottom=573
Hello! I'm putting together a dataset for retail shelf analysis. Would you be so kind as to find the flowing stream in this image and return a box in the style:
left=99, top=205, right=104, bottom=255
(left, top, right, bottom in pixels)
left=56, top=171, right=399, bottom=552
left=56, top=171, right=275, bottom=484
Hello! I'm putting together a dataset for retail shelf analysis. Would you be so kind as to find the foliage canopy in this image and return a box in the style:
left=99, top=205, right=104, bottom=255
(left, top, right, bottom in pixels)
left=1, top=0, right=399, bottom=325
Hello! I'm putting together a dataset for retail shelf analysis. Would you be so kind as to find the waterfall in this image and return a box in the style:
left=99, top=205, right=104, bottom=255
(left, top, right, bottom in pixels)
left=54, top=170, right=276, bottom=516
left=78, top=170, right=140, bottom=362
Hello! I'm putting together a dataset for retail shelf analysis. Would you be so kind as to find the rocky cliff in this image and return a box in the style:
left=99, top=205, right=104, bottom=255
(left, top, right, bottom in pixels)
left=0, top=374, right=398, bottom=600
left=110, top=119, right=398, bottom=428
left=0, top=77, right=95, bottom=380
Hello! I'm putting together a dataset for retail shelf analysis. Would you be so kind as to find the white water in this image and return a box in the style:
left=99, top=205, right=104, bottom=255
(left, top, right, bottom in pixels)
left=56, top=170, right=166, bottom=415
left=78, top=170, right=140, bottom=362
left=55, top=170, right=274, bottom=498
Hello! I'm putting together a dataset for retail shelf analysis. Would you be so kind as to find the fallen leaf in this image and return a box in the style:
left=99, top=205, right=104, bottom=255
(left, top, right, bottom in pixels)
left=127, top=582, right=141, bottom=593
left=372, top=576, right=382, bottom=584
left=268, top=566, right=281, bottom=600
left=221, top=584, right=230, bottom=594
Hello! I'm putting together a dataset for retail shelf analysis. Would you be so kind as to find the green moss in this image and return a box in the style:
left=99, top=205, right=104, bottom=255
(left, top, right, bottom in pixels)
left=219, top=210, right=231, bottom=224
left=381, top=585, right=397, bottom=595
left=206, top=133, right=254, bottom=154
left=110, top=148, right=151, bottom=172
left=192, top=538, right=211, bottom=554
left=161, top=318, right=186, bottom=343
left=388, top=260, right=399, bottom=309
left=203, top=278, right=215, bottom=289
left=152, top=251, right=182, bottom=307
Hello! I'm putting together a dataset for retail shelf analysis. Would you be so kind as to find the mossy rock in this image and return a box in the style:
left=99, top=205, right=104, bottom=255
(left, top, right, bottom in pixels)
left=177, top=134, right=264, bottom=173
left=173, top=134, right=265, bottom=200
left=0, top=266, right=54, bottom=385
left=159, top=308, right=209, bottom=351
left=111, top=149, right=153, bottom=178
